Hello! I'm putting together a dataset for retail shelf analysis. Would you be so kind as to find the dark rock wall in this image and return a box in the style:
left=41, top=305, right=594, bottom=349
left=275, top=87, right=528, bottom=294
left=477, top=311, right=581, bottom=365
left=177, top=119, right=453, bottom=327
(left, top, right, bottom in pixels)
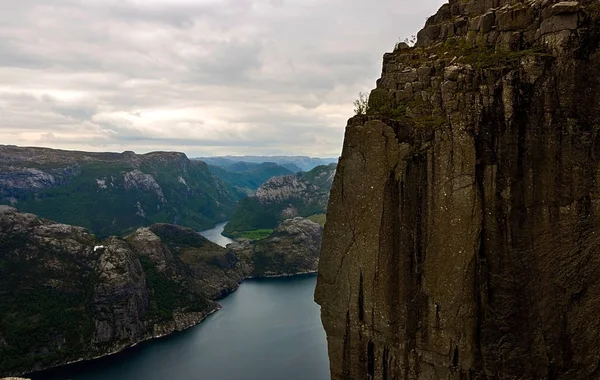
left=315, top=1, right=600, bottom=379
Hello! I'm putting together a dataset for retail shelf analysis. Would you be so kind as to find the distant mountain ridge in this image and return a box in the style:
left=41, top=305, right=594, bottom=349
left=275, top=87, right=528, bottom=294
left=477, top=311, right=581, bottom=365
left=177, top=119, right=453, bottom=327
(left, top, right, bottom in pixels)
left=207, top=162, right=294, bottom=195
left=0, top=145, right=241, bottom=237
left=195, top=155, right=338, bottom=172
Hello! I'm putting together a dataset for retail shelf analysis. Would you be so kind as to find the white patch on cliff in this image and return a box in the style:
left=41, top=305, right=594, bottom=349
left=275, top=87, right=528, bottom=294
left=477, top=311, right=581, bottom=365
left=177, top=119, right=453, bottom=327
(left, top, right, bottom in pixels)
left=123, top=170, right=167, bottom=203
left=96, top=179, right=107, bottom=189
left=135, top=201, right=146, bottom=218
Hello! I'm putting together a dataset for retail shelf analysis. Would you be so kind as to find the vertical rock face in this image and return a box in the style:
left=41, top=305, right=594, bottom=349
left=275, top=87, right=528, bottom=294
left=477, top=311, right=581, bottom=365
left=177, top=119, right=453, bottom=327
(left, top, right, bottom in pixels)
left=315, top=1, right=600, bottom=379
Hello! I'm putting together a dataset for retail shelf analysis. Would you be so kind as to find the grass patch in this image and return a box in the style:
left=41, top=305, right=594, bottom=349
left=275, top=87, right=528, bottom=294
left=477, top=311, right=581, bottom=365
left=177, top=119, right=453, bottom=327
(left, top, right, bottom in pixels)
left=307, top=213, right=326, bottom=226
left=229, top=229, right=274, bottom=240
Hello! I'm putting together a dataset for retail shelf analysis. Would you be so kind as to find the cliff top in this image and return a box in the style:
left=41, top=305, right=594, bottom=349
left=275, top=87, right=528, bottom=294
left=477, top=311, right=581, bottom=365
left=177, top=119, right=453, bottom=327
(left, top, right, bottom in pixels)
left=0, top=145, right=190, bottom=168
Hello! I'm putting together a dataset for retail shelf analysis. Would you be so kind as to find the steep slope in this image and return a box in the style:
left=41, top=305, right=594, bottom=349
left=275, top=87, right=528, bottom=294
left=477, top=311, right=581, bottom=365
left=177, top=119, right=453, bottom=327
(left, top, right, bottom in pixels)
left=0, top=206, right=323, bottom=377
left=229, top=217, right=323, bottom=277
left=223, top=164, right=336, bottom=237
left=207, top=161, right=294, bottom=195
left=316, top=1, right=600, bottom=379
left=0, top=206, right=242, bottom=376
left=0, top=146, right=240, bottom=237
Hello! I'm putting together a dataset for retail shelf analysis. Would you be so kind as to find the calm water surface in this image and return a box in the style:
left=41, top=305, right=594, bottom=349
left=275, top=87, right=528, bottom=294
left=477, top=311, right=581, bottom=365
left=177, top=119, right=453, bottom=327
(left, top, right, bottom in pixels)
left=30, top=223, right=330, bottom=380
left=199, top=221, right=235, bottom=247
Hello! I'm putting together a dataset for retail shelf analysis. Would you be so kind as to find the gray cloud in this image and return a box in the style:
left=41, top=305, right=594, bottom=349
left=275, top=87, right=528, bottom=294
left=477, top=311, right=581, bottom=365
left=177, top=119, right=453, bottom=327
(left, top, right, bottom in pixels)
left=0, top=0, right=446, bottom=157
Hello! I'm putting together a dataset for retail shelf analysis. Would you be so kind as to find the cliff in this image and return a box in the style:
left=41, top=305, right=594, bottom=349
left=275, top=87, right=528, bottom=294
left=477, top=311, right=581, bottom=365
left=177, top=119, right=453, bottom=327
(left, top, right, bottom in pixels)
left=229, top=217, right=323, bottom=277
left=0, top=206, right=322, bottom=377
left=0, top=206, right=240, bottom=376
left=0, top=146, right=241, bottom=237
left=315, top=1, right=600, bottom=379
left=224, top=163, right=336, bottom=237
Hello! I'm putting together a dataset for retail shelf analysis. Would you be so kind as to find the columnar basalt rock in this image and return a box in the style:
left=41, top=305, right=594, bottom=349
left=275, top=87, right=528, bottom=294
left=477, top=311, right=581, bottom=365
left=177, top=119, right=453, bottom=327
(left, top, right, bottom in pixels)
left=315, top=1, right=600, bottom=379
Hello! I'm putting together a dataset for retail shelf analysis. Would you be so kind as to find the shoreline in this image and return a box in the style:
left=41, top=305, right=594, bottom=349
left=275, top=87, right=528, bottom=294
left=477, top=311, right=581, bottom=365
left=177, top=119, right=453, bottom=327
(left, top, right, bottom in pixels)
left=246, top=270, right=318, bottom=279
left=22, top=306, right=222, bottom=379
left=20, top=270, right=316, bottom=379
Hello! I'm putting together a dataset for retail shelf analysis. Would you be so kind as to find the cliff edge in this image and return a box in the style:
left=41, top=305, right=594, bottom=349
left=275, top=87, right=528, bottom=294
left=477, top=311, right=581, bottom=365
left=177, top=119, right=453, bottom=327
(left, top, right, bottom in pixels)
left=315, top=1, right=600, bottom=379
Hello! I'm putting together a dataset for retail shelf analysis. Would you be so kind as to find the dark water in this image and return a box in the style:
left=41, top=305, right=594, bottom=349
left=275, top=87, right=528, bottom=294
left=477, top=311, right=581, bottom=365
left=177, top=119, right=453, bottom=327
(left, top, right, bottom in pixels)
left=199, top=221, right=235, bottom=247
left=29, top=223, right=330, bottom=380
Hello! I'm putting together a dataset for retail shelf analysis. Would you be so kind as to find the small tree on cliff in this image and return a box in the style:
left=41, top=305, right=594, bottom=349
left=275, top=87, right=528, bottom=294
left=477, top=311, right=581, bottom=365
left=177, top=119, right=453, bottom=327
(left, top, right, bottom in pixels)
left=353, top=92, right=369, bottom=115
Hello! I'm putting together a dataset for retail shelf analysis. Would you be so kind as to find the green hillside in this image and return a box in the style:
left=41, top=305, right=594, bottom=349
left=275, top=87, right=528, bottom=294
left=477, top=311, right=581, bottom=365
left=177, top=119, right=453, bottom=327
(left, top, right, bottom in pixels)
left=223, top=164, right=336, bottom=238
left=207, top=162, right=293, bottom=194
left=0, top=146, right=242, bottom=238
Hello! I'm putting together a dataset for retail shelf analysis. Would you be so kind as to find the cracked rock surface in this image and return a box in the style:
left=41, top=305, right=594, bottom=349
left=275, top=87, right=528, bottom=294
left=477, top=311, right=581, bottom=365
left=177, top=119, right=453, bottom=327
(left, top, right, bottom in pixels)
left=315, top=1, right=600, bottom=379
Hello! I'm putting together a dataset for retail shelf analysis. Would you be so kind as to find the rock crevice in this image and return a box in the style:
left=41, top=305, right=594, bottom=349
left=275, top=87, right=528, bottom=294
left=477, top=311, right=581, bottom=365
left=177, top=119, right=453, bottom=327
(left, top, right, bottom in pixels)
left=316, top=1, right=600, bottom=379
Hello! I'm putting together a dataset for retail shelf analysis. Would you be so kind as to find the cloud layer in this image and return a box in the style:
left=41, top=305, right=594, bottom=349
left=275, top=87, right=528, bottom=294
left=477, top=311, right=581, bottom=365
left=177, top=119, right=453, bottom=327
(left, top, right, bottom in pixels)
left=0, top=0, right=445, bottom=157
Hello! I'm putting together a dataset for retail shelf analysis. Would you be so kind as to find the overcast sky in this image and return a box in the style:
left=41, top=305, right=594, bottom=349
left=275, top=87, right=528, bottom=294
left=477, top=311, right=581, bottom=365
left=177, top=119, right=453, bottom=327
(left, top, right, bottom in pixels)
left=0, top=0, right=445, bottom=157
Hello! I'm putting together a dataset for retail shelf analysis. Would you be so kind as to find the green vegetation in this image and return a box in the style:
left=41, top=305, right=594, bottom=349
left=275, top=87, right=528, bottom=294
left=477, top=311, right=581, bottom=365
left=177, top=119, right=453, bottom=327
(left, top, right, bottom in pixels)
left=223, top=164, right=335, bottom=237
left=395, top=36, right=552, bottom=70
left=5, top=158, right=241, bottom=238
left=445, top=39, right=552, bottom=70
left=223, top=197, right=282, bottom=236
left=139, top=257, right=212, bottom=322
left=353, top=92, right=369, bottom=115
left=0, top=208, right=225, bottom=376
left=361, top=38, right=553, bottom=128
left=149, top=224, right=209, bottom=248
left=0, top=251, right=95, bottom=373
left=307, top=213, right=327, bottom=227
left=228, top=229, right=274, bottom=240
left=208, top=162, right=294, bottom=194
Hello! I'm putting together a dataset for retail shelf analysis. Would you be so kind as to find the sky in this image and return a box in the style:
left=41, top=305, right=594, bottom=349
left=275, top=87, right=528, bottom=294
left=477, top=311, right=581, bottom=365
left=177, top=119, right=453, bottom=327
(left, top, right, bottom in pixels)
left=0, top=0, right=446, bottom=158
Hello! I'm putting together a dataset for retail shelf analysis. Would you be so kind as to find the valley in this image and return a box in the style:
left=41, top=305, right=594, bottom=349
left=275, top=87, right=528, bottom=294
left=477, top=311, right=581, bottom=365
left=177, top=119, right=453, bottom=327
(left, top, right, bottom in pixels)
left=0, top=188, right=324, bottom=377
left=5, top=0, right=600, bottom=379
left=24, top=224, right=329, bottom=380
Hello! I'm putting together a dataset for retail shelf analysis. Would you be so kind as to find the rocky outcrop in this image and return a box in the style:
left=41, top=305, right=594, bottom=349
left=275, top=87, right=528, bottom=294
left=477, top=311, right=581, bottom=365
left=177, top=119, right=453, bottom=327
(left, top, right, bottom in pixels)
left=123, top=170, right=166, bottom=203
left=315, top=1, right=600, bottom=379
left=0, top=146, right=241, bottom=238
left=0, top=206, right=235, bottom=377
left=255, top=175, right=318, bottom=205
left=224, top=164, right=336, bottom=236
left=230, top=217, right=323, bottom=277
left=0, top=206, right=323, bottom=377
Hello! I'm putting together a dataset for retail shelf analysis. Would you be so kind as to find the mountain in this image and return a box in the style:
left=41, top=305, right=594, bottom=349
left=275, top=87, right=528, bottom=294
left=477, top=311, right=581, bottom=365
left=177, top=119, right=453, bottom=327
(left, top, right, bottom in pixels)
left=0, top=206, right=240, bottom=376
left=207, top=162, right=294, bottom=195
left=229, top=217, right=323, bottom=277
left=0, top=207, right=322, bottom=377
left=195, top=156, right=338, bottom=172
left=0, top=146, right=241, bottom=238
left=315, top=1, right=600, bottom=379
left=222, top=164, right=336, bottom=238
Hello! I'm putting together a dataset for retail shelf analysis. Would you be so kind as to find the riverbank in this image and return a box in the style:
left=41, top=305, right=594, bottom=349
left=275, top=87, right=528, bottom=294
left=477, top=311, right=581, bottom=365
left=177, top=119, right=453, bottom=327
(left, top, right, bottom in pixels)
left=15, top=220, right=321, bottom=379
left=22, top=306, right=222, bottom=378
left=23, top=270, right=319, bottom=378
left=27, top=274, right=328, bottom=380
